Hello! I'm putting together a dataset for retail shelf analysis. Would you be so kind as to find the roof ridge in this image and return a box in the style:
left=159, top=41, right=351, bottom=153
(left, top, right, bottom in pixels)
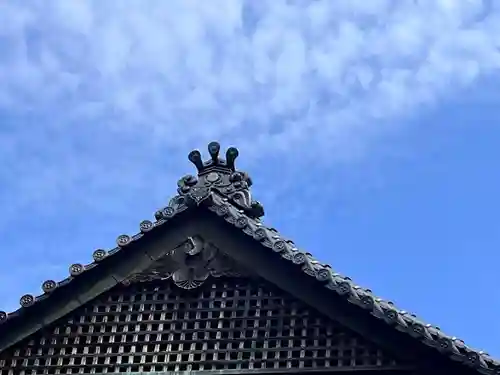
left=204, top=193, right=500, bottom=373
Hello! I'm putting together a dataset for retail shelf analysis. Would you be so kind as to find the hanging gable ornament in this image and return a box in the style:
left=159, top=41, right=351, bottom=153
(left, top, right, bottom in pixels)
left=122, top=236, right=247, bottom=289
left=176, top=141, right=264, bottom=218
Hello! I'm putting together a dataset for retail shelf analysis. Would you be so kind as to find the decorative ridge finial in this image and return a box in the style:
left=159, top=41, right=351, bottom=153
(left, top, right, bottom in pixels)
left=188, top=150, right=204, bottom=172
left=178, top=142, right=263, bottom=218
left=226, top=146, right=239, bottom=171
left=188, top=141, right=239, bottom=175
left=208, top=141, right=220, bottom=162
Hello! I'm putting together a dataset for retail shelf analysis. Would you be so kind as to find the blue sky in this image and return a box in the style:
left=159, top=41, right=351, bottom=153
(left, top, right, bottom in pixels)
left=1, top=0, right=500, bottom=358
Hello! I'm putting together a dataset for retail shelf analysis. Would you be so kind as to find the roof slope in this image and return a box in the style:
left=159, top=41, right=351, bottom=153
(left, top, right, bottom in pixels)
left=0, top=142, right=498, bottom=375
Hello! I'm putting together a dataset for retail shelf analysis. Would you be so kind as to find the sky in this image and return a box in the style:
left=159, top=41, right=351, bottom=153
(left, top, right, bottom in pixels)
left=0, top=0, right=500, bottom=359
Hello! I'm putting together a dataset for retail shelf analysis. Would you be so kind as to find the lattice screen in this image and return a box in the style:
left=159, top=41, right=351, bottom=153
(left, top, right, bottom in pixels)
left=0, top=277, right=402, bottom=374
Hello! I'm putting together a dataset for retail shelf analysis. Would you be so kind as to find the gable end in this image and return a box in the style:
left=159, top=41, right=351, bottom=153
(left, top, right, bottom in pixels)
left=0, top=276, right=413, bottom=375
left=0, top=142, right=497, bottom=375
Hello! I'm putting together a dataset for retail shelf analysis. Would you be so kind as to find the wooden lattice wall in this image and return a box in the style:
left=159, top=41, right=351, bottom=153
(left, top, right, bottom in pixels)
left=0, top=277, right=404, bottom=374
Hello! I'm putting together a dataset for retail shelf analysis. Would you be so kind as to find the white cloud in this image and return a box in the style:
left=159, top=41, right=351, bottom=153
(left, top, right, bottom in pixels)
left=1, top=0, right=499, bottom=151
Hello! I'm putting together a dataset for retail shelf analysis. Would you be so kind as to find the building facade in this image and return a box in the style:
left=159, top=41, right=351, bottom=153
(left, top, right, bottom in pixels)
left=0, top=142, right=497, bottom=375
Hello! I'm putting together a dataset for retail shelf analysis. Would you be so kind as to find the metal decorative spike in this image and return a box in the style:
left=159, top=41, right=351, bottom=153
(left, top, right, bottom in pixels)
left=207, top=141, right=220, bottom=162
left=226, top=147, right=239, bottom=171
left=188, top=150, right=204, bottom=172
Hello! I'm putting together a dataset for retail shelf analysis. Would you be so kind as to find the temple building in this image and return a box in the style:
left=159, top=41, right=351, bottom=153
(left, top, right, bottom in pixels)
left=0, top=142, right=497, bottom=375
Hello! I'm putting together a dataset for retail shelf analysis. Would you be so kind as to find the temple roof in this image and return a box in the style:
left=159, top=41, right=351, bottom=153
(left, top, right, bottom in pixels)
left=0, top=142, right=497, bottom=375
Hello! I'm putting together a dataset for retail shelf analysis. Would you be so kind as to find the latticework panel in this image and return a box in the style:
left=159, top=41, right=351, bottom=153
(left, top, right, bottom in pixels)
left=0, top=277, right=403, bottom=374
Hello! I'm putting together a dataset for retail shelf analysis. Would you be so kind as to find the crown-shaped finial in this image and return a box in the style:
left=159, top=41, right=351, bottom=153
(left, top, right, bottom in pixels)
left=188, top=141, right=239, bottom=175
left=178, top=142, right=263, bottom=218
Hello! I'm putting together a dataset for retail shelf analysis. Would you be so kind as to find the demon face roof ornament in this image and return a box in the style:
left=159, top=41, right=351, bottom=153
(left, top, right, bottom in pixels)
left=175, top=142, right=264, bottom=219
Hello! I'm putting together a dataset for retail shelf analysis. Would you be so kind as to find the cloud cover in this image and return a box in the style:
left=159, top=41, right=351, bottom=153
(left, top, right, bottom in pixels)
left=1, top=0, right=500, bottom=151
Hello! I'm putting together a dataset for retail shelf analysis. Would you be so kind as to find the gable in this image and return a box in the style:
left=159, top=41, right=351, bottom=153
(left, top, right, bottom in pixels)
left=0, top=276, right=412, bottom=375
left=0, top=142, right=497, bottom=375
